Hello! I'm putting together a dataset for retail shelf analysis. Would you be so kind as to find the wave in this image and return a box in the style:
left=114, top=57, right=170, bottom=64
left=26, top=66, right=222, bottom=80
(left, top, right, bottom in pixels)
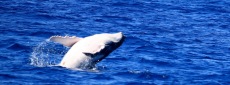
left=7, top=43, right=30, bottom=51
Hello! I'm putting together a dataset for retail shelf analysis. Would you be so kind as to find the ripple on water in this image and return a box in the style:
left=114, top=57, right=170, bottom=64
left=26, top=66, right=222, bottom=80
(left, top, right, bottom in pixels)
left=111, top=70, right=171, bottom=84
left=7, top=43, right=30, bottom=51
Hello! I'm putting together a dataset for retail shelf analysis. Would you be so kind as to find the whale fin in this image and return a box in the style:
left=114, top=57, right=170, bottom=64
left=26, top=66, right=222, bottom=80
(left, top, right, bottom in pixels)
left=82, top=44, right=105, bottom=56
left=49, top=36, right=82, bottom=47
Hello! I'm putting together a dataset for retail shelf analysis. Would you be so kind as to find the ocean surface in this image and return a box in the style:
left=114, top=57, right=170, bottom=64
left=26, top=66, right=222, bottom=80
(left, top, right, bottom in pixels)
left=1, top=0, right=230, bottom=84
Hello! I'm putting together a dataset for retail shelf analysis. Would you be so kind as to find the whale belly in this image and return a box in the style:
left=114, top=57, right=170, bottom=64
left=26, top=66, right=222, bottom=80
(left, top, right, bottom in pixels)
left=59, top=43, right=91, bottom=68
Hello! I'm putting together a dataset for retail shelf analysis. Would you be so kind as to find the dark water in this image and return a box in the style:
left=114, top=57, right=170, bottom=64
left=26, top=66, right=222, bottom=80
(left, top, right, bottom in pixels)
left=1, top=0, right=230, bottom=84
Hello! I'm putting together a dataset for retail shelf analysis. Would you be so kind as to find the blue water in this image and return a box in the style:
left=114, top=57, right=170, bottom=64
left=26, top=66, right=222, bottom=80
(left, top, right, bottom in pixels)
left=1, top=0, right=230, bottom=84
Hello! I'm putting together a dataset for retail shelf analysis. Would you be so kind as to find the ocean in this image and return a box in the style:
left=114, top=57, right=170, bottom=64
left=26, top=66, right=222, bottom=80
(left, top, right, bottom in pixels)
left=0, top=0, right=230, bottom=84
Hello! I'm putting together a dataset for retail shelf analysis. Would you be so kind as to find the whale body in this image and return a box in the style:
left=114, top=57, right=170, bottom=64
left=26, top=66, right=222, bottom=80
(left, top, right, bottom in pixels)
left=49, top=32, right=125, bottom=69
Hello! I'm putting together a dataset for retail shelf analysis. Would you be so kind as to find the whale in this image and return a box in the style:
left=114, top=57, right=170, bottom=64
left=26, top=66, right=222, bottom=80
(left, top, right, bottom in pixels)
left=49, top=32, right=125, bottom=69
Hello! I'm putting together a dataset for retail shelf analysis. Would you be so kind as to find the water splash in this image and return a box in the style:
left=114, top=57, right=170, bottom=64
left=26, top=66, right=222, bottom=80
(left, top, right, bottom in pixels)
left=30, top=39, right=102, bottom=71
left=30, top=39, right=68, bottom=67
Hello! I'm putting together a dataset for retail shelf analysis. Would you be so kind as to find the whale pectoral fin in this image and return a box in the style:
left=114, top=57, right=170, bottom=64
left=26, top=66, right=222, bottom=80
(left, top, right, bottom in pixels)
left=82, top=44, right=105, bottom=57
left=49, top=36, right=82, bottom=47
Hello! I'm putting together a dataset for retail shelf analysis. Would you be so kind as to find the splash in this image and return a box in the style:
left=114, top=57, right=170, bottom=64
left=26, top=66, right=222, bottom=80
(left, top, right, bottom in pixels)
left=30, top=39, right=68, bottom=67
left=30, top=39, right=102, bottom=72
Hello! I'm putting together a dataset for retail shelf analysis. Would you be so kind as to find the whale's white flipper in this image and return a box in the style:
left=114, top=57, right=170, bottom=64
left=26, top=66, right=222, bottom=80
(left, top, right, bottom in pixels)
left=49, top=32, right=125, bottom=69
left=50, top=36, right=82, bottom=47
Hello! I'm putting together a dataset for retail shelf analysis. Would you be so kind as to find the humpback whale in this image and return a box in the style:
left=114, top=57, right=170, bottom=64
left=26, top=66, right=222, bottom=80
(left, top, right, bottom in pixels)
left=49, top=32, right=125, bottom=69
